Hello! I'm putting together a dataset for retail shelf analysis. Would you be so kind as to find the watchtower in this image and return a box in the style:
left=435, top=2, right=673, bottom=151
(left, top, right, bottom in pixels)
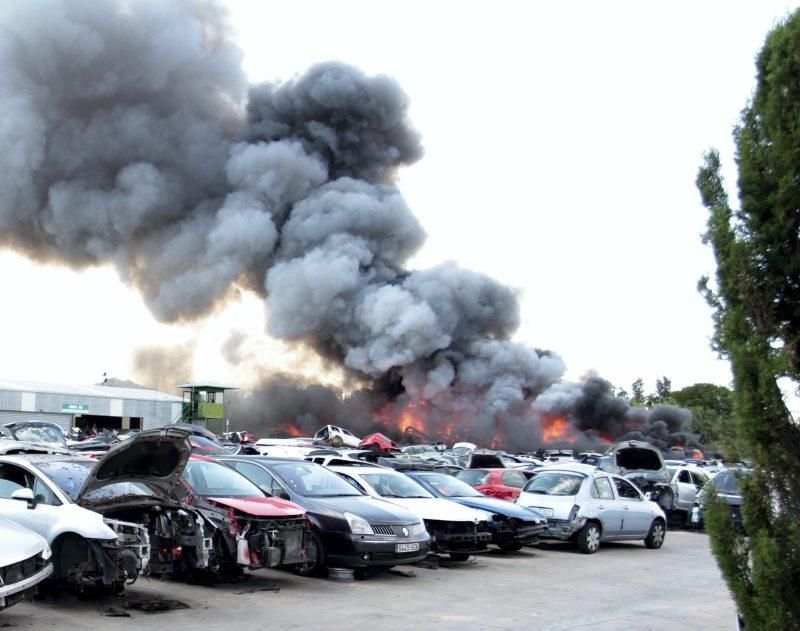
left=177, top=382, right=237, bottom=434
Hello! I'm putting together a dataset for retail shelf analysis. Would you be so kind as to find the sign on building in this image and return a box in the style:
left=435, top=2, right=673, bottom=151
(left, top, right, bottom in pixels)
left=62, top=403, right=90, bottom=414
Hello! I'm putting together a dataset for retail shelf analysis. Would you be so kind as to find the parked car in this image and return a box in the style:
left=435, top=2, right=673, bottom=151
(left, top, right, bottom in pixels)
left=180, top=455, right=310, bottom=574
left=405, top=471, right=547, bottom=550
left=328, top=465, right=492, bottom=561
left=216, top=456, right=430, bottom=575
left=0, top=518, right=53, bottom=610
left=455, top=468, right=530, bottom=501
left=36, top=427, right=216, bottom=579
left=358, top=433, right=399, bottom=453
left=695, top=468, right=750, bottom=533
left=2, top=421, right=68, bottom=447
left=516, top=463, right=667, bottom=554
left=0, top=450, right=150, bottom=592
left=666, top=465, right=709, bottom=516
left=313, top=425, right=361, bottom=448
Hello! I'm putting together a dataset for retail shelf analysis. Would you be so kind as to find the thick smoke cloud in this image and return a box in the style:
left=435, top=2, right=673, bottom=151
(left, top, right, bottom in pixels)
left=0, top=0, right=700, bottom=454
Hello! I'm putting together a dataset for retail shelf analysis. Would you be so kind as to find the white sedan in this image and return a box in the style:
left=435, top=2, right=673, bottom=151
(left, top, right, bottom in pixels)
left=328, top=465, right=492, bottom=560
left=0, top=518, right=53, bottom=610
left=516, top=463, right=667, bottom=554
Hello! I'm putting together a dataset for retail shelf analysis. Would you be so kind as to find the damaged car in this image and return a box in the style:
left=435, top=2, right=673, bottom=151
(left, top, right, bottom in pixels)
left=217, top=456, right=430, bottom=575
left=329, top=465, right=492, bottom=561
left=454, top=468, right=531, bottom=501
left=0, top=518, right=53, bottom=610
left=405, top=471, right=547, bottom=550
left=180, top=455, right=310, bottom=574
left=517, top=463, right=667, bottom=554
left=597, top=441, right=674, bottom=512
left=0, top=451, right=149, bottom=593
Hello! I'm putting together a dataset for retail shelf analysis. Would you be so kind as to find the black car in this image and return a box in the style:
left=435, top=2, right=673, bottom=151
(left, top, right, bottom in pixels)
left=216, top=456, right=430, bottom=575
left=405, top=471, right=547, bottom=550
left=696, top=469, right=750, bottom=533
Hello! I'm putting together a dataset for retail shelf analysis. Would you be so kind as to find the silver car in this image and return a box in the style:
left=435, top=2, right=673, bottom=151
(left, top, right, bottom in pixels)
left=667, top=465, right=709, bottom=513
left=516, top=463, right=667, bottom=554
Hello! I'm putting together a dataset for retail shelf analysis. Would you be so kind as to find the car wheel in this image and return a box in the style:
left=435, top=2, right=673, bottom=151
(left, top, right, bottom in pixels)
left=448, top=552, right=471, bottom=561
left=369, top=442, right=381, bottom=453
left=329, top=436, right=343, bottom=448
left=656, top=488, right=674, bottom=512
left=645, top=519, right=666, bottom=549
left=576, top=522, right=601, bottom=554
left=497, top=543, right=524, bottom=552
left=294, top=532, right=326, bottom=577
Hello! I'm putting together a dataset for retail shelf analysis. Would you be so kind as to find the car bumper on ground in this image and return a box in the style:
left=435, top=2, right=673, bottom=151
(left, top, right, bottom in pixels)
left=0, top=559, right=53, bottom=610
left=323, top=532, right=431, bottom=567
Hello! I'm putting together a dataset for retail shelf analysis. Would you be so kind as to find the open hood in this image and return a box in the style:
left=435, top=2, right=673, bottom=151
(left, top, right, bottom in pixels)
left=77, top=427, right=192, bottom=502
left=467, top=450, right=506, bottom=469
left=603, top=440, right=665, bottom=473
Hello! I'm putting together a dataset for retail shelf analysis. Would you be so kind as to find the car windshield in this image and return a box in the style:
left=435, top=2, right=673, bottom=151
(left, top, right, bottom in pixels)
left=710, top=471, right=744, bottom=494
left=12, top=425, right=66, bottom=446
left=524, top=472, right=584, bottom=496
left=271, top=462, right=362, bottom=497
left=361, top=473, right=432, bottom=498
left=454, top=470, right=489, bottom=486
left=183, top=459, right=263, bottom=498
left=419, top=474, right=483, bottom=498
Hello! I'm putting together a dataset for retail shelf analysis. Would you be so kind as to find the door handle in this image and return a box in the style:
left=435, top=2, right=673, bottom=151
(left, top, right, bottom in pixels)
left=622, top=506, right=630, bottom=510
left=596, top=505, right=604, bottom=509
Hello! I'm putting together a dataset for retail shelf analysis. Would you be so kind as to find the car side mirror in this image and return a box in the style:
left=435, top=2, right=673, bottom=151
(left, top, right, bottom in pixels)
left=644, top=491, right=652, bottom=501
left=11, top=487, right=36, bottom=509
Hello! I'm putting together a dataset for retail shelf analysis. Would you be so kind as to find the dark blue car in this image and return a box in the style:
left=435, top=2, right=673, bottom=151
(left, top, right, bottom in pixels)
left=405, top=471, right=547, bottom=550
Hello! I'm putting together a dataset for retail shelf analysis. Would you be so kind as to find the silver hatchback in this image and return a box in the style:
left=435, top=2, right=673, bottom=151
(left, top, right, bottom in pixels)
left=516, top=463, right=667, bottom=553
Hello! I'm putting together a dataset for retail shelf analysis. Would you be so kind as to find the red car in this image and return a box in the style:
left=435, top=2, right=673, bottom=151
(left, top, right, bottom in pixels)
left=359, top=432, right=400, bottom=453
left=454, top=468, right=531, bottom=501
left=181, top=455, right=310, bottom=574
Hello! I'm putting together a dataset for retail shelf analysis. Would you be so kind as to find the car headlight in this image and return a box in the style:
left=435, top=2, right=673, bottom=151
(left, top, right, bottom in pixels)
left=406, top=521, right=427, bottom=536
left=40, top=544, right=52, bottom=561
left=344, top=512, right=372, bottom=535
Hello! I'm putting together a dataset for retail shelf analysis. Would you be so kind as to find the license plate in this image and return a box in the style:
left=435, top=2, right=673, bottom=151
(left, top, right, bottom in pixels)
left=395, top=542, right=420, bottom=553
left=535, top=507, right=554, bottom=518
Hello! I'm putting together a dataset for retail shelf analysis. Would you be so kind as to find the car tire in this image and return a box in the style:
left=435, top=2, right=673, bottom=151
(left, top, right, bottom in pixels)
left=644, top=519, right=666, bottom=549
left=497, top=543, right=524, bottom=552
left=329, top=436, right=344, bottom=448
left=369, top=443, right=381, bottom=453
left=294, top=532, right=326, bottom=577
left=576, top=522, right=601, bottom=554
left=656, top=488, right=674, bottom=512
left=448, top=552, right=471, bottom=561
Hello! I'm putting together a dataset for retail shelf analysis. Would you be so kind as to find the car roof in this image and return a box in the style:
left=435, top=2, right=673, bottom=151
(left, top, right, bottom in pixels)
left=327, top=465, right=393, bottom=475
left=529, top=463, right=600, bottom=476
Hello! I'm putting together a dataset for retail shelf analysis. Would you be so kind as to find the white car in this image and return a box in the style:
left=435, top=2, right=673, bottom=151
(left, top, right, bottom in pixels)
left=666, top=465, right=710, bottom=514
left=0, top=518, right=53, bottom=610
left=328, top=465, right=492, bottom=560
left=314, top=425, right=361, bottom=448
left=516, top=463, right=667, bottom=554
left=0, top=445, right=155, bottom=592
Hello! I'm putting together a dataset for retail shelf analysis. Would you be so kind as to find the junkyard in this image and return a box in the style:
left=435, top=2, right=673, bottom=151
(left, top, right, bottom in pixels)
left=3, top=530, right=733, bottom=630
left=1, top=1, right=799, bottom=629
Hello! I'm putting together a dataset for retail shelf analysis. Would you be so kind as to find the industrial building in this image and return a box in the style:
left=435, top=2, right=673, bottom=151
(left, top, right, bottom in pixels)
left=0, top=377, right=184, bottom=432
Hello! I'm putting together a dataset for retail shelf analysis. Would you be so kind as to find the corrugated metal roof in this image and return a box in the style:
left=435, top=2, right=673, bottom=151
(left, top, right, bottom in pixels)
left=177, top=382, right=238, bottom=391
left=0, top=378, right=183, bottom=403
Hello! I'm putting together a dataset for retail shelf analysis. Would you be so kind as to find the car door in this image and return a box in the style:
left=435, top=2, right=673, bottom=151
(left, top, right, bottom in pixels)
left=590, top=475, right=623, bottom=538
left=0, top=462, right=63, bottom=543
left=612, top=477, right=652, bottom=537
left=500, top=471, right=527, bottom=500
left=674, top=469, right=696, bottom=511
left=686, top=470, right=708, bottom=507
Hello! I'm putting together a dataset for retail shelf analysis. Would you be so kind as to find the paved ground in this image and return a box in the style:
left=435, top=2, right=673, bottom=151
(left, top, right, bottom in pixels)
left=1, top=531, right=735, bottom=630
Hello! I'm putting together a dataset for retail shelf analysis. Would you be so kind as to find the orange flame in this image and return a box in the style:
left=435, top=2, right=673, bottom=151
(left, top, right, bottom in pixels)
left=540, top=416, right=578, bottom=445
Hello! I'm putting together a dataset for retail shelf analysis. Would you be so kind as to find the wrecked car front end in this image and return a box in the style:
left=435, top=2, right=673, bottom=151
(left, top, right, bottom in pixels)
left=424, top=519, right=492, bottom=555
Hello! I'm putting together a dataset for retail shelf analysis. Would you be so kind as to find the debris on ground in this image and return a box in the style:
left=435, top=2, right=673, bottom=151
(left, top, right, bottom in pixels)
left=233, top=584, right=280, bottom=594
left=414, top=554, right=440, bottom=570
left=98, top=605, right=131, bottom=617
left=388, top=568, right=417, bottom=578
left=122, top=597, right=190, bottom=612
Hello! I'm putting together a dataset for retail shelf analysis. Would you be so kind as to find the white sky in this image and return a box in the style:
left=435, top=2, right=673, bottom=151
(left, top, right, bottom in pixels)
left=2, top=1, right=798, bottom=401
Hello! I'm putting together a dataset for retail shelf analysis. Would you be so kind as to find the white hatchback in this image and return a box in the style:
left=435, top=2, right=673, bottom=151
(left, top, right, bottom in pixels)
left=516, top=463, right=667, bottom=554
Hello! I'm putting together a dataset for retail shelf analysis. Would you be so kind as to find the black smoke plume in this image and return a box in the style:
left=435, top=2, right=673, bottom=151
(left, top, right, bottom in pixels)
left=0, top=0, right=701, bottom=454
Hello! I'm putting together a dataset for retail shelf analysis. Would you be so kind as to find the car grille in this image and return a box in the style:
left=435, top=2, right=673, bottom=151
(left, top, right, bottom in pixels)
left=371, top=524, right=396, bottom=536
left=0, top=554, right=46, bottom=585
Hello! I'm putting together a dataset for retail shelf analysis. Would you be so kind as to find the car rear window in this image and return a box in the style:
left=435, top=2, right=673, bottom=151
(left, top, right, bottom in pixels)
left=523, top=472, right=583, bottom=496
left=455, top=470, right=490, bottom=486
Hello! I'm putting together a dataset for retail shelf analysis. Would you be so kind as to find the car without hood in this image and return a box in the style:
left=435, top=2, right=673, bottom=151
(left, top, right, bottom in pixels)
left=314, top=425, right=361, bottom=448
left=180, top=455, right=310, bottom=574
left=2, top=421, right=68, bottom=447
left=328, top=465, right=492, bottom=561
left=0, top=518, right=53, bottom=610
left=216, top=456, right=430, bottom=576
left=358, top=433, right=399, bottom=453
left=405, top=471, right=547, bottom=550
left=516, top=463, right=667, bottom=554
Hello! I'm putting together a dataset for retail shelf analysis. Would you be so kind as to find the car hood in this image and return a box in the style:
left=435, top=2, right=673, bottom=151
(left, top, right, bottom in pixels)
left=607, top=441, right=665, bottom=474
left=0, top=517, right=49, bottom=565
left=467, top=451, right=506, bottom=469
left=379, top=497, right=492, bottom=523
left=301, top=495, right=420, bottom=524
left=208, top=496, right=306, bottom=517
left=449, top=496, right=547, bottom=522
left=77, top=427, right=191, bottom=502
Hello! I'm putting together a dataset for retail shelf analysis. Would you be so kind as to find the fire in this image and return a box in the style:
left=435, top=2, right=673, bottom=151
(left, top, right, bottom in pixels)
left=399, top=409, right=425, bottom=434
left=284, top=423, right=301, bottom=437
left=539, top=416, right=579, bottom=446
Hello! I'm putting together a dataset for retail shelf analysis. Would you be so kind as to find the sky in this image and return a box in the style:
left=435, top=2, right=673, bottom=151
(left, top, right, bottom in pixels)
left=1, top=0, right=798, bottom=403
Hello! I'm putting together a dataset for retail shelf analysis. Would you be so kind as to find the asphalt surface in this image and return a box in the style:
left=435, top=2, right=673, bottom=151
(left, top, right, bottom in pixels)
left=1, top=530, right=735, bottom=630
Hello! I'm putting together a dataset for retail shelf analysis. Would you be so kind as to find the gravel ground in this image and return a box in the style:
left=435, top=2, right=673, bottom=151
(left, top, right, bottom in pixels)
left=0, top=530, right=735, bottom=630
